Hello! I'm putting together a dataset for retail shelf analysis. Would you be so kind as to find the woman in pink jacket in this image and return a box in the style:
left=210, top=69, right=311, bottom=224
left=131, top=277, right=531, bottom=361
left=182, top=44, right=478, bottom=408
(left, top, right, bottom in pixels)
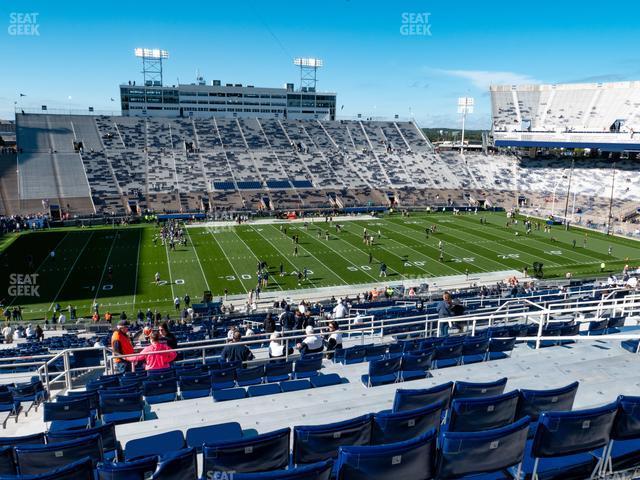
left=130, top=332, right=177, bottom=370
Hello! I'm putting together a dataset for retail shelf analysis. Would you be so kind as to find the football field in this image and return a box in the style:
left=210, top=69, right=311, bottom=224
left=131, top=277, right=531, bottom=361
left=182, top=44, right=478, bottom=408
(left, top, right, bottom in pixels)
left=1, top=212, right=639, bottom=320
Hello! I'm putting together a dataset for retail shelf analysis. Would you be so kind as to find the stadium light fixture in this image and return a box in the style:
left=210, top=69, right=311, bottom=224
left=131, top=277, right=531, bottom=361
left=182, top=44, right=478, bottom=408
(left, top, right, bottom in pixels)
left=457, top=97, right=474, bottom=154
left=293, top=57, right=324, bottom=91
left=134, top=48, right=169, bottom=59
left=294, top=57, right=323, bottom=68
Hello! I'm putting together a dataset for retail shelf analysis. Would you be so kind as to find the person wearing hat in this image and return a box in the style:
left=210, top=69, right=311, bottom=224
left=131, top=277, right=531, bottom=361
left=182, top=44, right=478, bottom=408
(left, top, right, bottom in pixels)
left=296, top=326, right=324, bottom=355
left=111, top=320, right=134, bottom=373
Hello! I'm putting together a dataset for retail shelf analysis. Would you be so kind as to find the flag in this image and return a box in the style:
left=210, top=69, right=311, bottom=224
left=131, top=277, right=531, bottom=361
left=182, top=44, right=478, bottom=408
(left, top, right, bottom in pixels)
left=19, top=93, right=26, bottom=97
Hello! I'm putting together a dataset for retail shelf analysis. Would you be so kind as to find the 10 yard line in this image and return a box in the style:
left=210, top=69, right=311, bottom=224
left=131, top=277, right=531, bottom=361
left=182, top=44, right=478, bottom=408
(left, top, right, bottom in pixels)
left=186, top=228, right=210, bottom=291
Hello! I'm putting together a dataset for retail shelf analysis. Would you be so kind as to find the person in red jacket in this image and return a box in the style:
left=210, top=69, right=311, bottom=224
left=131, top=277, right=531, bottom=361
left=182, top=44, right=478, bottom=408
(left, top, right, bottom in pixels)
left=129, top=331, right=177, bottom=370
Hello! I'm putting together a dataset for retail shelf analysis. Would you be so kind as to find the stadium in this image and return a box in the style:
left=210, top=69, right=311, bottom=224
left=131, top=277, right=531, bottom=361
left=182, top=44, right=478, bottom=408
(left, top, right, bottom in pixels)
left=1, top=2, right=640, bottom=479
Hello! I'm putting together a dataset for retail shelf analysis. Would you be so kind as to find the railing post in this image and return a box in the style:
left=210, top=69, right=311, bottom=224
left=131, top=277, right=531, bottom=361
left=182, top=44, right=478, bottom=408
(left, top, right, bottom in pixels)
left=202, top=347, right=206, bottom=365
left=535, top=317, right=544, bottom=350
left=43, top=361, right=50, bottom=396
left=102, top=347, right=109, bottom=375
left=285, top=338, right=289, bottom=361
left=62, top=351, right=72, bottom=391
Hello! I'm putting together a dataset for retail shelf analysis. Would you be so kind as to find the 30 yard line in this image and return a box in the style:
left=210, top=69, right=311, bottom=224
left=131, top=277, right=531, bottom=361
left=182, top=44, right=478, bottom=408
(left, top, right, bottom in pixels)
left=206, top=227, right=252, bottom=292
left=48, top=232, right=94, bottom=311
left=186, top=228, right=210, bottom=291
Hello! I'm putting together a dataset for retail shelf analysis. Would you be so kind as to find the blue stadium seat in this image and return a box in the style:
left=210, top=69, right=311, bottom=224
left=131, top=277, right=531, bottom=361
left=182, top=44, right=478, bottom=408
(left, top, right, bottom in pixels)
left=372, top=401, right=443, bottom=444
left=99, top=392, right=144, bottom=425
left=0, top=432, right=45, bottom=447
left=60, top=390, right=100, bottom=416
left=236, top=366, right=266, bottom=387
left=203, top=427, right=290, bottom=474
left=265, top=361, right=293, bottom=383
left=606, top=316, right=626, bottom=333
left=309, top=373, right=342, bottom=388
left=0, top=446, right=15, bottom=476
left=125, top=430, right=185, bottom=460
left=515, top=402, right=618, bottom=479
left=364, top=344, right=388, bottom=361
left=232, top=459, right=333, bottom=479
left=462, top=337, right=490, bottom=364
left=186, top=422, right=243, bottom=453
left=340, top=346, right=367, bottom=365
left=142, top=379, right=177, bottom=404
left=603, top=395, right=640, bottom=473
left=293, top=414, right=372, bottom=465
left=487, top=337, right=516, bottom=360
left=361, top=356, right=401, bottom=387
left=392, top=382, right=454, bottom=413
left=213, top=387, right=247, bottom=402
left=448, top=390, right=519, bottom=433
left=587, top=318, right=609, bottom=336
left=146, top=368, right=177, bottom=382
left=247, top=383, right=281, bottom=397
left=96, top=455, right=158, bottom=480
left=294, top=357, right=323, bottom=379
left=0, top=390, right=20, bottom=428
left=47, top=422, right=120, bottom=462
left=179, top=374, right=211, bottom=400
left=43, top=398, right=92, bottom=432
left=14, top=432, right=103, bottom=475
left=151, top=448, right=198, bottom=479
left=211, top=368, right=237, bottom=390
left=439, top=416, right=531, bottom=479
left=399, top=352, right=431, bottom=381
left=516, top=381, right=579, bottom=438
left=335, top=429, right=437, bottom=480
left=5, top=456, right=95, bottom=480
left=280, top=379, right=312, bottom=392
left=12, top=380, right=46, bottom=416
left=453, top=377, right=507, bottom=399
left=432, top=343, right=463, bottom=369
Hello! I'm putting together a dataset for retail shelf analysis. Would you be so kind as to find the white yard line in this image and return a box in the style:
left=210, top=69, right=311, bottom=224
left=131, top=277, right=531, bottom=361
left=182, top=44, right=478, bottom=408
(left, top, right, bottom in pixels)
left=206, top=227, right=252, bottom=292
left=93, top=231, right=120, bottom=305
left=231, top=228, right=283, bottom=291
left=249, top=225, right=318, bottom=288
left=164, top=238, right=176, bottom=299
left=186, top=228, right=210, bottom=291
left=48, top=232, right=94, bottom=311
left=131, top=228, right=143, bottom=312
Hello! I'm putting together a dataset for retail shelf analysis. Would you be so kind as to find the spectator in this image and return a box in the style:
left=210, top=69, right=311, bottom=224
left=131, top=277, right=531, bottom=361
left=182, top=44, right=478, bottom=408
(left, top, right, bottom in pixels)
left=263, top=313, right=276, bottom=333
left=159, top=322, right=178, bottom=350
left=268, top=331, right=292, bottom=358
left=325, top=321, right=343, bottom=359
left=104, top=312, right=112, bottom=324
left=221, top=331, right=254, bottom=363
left=437, top=292, right=454, bottom=336
left=297, top=326, right=324, bottom=355
left=58, top=312, right=66, bottom=327
left=25, top=324, right=34, bottom=338
left=35, top=324, right=44, bottom=341
left=130, top=332, right=177, bottom=371
left=111, top=321, right=134, bottom=373
left=333, top=299, right=347, bottom=320
left=2, top=324, right=13, bottom=344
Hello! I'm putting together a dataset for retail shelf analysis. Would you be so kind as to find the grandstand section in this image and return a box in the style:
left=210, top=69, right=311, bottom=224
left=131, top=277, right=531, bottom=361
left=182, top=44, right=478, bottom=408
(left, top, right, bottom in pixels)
left=491, top=81, right=640, bottom=150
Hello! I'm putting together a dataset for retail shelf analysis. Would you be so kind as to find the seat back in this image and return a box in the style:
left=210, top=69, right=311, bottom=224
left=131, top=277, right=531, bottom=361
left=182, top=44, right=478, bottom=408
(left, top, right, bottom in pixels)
left=434, top=343, right=463, bottom=360
left=211, top=367, right=236, bottom=383
left=44, top=398, right=91, bottom=422
left=612, top=395, right=640, bottom=441
left=231, top=459, right=333, bottom=479
left=265, top=362, right=293, bottom=377
left=21, top=456, right=95, bottom=480
left=125, top=430, right=186, bottom=460
left=237, top=365, right=266, bottom=382
left=15, top=433, right=103, bottom=475
left=96, top=455, right=158, bottom=480
left=151, top=448, right=198, bottom=480
left=293, top=414, right=372, bottom=464
left=400, top=352, right=432, bottom=372
left=61, top=390, right=100, bottom=412
left=99, top=392, right=144, bottom=413
left=392, top=382, right=454, bottom=413
left=47, top=422, right=118, bottom=453
left=372, top=401, right=443, bottom=444
left=588, top=318, right=609, bottom=334
left=516, top=381, right=579, bottom=421
left=532, top=402, right=618, bottom=458
left=0, top=446, right=15, bottom=476
left=453, top=377, right=507, bottom=399
left=335, top=430, right=437, bottom=480
left=438, top=416, right=530, bottom=477
left=186, top=422, right=243, bottom=452
left=462, top=338, right=490, bottom=355
left=203, top=427, right=290, bottom=474
left=142, top=379, right=177, bottom=396
left=179, top=374, right=211, bottom=391
left=449, top=390, right=520, bottom=432
left=146, top=368, right=176, bottom=381
left=0, top=432, right=46, bottom=448
left=343, top=346, right=366, bottom=362
left=488, top=337, right=516, bottom=352
left=368, top=356, right=401, bottom=377
left=295, top=357, right=323, bottom=373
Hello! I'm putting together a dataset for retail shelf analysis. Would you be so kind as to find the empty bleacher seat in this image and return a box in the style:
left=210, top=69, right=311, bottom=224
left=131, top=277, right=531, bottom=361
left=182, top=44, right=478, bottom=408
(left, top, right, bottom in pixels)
left=399, top=352, right=431, bottom=381
left=213, top=387, right=247, bottom=402
left=280, top=379, right=312, bottom=392
left=0, top=431, right=45, bottom=447
left=186, top=422, right=243, bottom=453
left=293, top=414, right=372, bottom=465
left=125, top=430, right=185, bottom=460
left=232, top=459, right=333, bottom=479
left=150, top=447, right=198, bottom=480
left=43, top=398, right=92, bottom=432
left=96, top=455, right=158, bottom=480
left=294, top=357, right=323, bottom=379
left=372, top=401, right=443, bottom=444
left=248, top=383, right=281, bottom=397
left=603, top=395, right=640, bottom=473
left=453, top=377, right=507, bottom=399
left=0, top=446, right=15, bottom=475
left=0, top=390, right=20, bottom=428
left=309, top=373, right=342, bottom=388
left=392, top=382, right=454, bottom=413
left=99, top=392, right=144, bottom=425
left=237, top=366, right=266, bottom=387
left=14, top=456, right=95, bottom=480
left=487, top=337, right=516, bottom=360
left=14, top=432, right=103, bottom=475
left=203, top=427, right=291, bottom=474
left=265, top=362, right=293, bottom=383
left=448, top=390, right=519, bottom=432
left=439, top=416, right=531, bottom=478
left=179, top=374, right=211, bottom=400
left=142, top=379, right=178, bottom=404
left=47, top=422, right=120, bottom=462
left=338, top=431, right=437, bottom=479
left=516, top=381, right=579, bottom=436
left=361, top=356, right=401, bottom=387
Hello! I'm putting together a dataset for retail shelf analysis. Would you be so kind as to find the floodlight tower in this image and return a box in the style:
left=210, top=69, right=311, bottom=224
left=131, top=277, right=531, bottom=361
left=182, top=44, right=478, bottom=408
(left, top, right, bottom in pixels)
left=457, top=97, right=474, bottom=154
left=134, top=48, right=169, bottom=86
left=294, top=58, right=323, bottom=91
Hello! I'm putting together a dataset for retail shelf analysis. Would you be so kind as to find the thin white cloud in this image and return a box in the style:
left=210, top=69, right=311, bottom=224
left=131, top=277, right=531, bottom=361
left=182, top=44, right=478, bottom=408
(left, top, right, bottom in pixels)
left=432, top=69, right=539, bottom=89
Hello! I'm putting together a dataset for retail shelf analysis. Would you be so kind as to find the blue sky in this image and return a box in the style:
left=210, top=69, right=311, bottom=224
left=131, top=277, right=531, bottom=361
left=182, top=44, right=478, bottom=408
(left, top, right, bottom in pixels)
left=2, top=0, right=640, bottom=128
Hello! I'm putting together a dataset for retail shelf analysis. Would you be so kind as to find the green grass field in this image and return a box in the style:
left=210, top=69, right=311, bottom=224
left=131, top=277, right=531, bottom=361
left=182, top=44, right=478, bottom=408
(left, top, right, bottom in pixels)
left=1, top=212, right=639, bottom=320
